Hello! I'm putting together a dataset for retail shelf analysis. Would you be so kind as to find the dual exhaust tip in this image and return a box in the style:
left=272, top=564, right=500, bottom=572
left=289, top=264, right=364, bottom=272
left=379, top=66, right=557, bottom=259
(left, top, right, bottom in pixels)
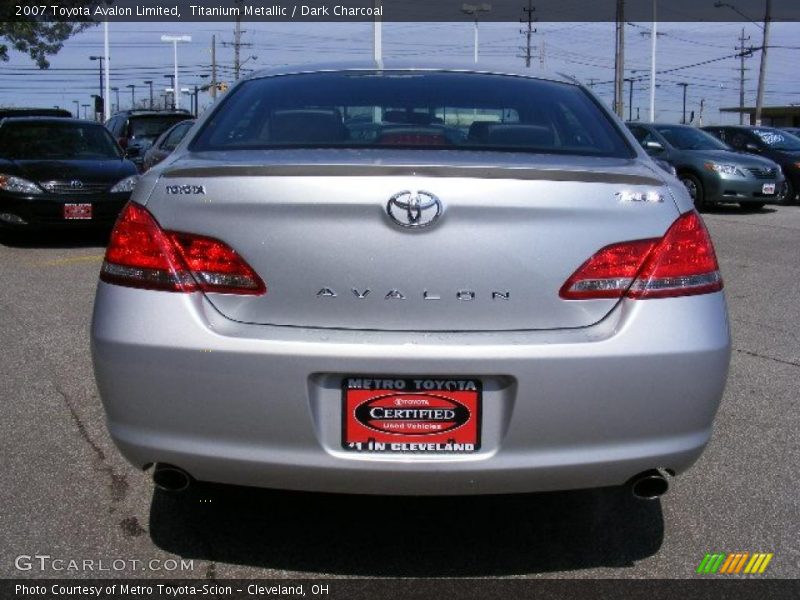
left=150, top=463, right=670, bottom=499
left=152, top=463, right=192, bottom=493
left=629, top=469, right=670, bottom=500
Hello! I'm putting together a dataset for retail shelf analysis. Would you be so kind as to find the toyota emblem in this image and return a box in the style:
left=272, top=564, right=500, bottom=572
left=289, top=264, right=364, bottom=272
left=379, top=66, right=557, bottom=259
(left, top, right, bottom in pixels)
left=386, top=190, right=442, bottom=229
left=69, top=180, right=84, bottom=189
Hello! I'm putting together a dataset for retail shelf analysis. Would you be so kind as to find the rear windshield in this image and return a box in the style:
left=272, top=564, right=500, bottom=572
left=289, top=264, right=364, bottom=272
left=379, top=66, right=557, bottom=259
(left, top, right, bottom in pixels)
left=656, top=126, right=729, bottom=151
left=130, top=115, right=190, bottom=139
left=191, top=71, right=634, bottom=158
left=0, top=121, right=122, bottom=160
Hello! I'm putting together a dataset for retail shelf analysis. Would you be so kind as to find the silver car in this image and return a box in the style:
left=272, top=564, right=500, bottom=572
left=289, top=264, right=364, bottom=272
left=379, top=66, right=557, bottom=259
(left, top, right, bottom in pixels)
left=91, top=64, right=731, bottom=500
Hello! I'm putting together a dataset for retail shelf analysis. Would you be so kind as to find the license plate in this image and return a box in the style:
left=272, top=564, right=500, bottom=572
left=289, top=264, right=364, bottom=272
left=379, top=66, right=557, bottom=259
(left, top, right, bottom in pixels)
left=762, top=183, right=776, bottom=195
left=63, top=203, right=92, bottom=220
left=342, top=377, right=481, bottom=454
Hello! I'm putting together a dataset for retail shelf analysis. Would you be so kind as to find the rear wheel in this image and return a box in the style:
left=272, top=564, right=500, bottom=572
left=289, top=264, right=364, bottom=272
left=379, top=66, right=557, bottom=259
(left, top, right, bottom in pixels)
left=679, top=173, right=706, bottom=210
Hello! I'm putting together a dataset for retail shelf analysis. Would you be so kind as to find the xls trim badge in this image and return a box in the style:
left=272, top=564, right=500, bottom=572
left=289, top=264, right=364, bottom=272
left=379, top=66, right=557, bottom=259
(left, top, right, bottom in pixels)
left=342, top=377, right=481, bottom=453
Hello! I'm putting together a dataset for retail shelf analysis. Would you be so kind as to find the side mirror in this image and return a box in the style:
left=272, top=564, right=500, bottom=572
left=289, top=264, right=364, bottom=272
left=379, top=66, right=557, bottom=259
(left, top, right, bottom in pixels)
left=644, top=140, right=664, bottom=153
left=124, top=146, right=141, bottom=159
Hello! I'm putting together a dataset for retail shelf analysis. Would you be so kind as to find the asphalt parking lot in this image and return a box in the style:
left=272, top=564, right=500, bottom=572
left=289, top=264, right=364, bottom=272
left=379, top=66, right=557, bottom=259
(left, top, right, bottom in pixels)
left=0, top=205, right=798, bottom=580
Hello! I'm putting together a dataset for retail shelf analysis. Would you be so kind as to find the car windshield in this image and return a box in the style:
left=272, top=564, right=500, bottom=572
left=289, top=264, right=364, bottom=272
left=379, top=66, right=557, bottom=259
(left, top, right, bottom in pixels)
left=191, top=71, right=634, bottom=158
left=656, top=126, right=729, bottom=151
left=130, top=116, right=190, bottom=139
left=0, top=121, right=122, bottom=160
left=752, top=128, right=800, bottom=151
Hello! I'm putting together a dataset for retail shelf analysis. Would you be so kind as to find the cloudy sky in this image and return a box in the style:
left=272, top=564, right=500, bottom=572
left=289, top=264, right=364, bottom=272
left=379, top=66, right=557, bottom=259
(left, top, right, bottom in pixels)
left=1, top=20, right=798, bottom=124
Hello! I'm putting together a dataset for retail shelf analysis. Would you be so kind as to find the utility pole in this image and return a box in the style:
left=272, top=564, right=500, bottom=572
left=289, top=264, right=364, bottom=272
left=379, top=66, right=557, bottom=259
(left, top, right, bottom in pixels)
left=736, top=28, right=751, bottom=125
left=754, top=0, right=771, bottom=125
left=613, top=0, right=626, bottom=118
left=211, top=35, right=217, bottom=100
left=519, top=0, right=536, bottom=68
left=677, top=82, right=689, bottom=124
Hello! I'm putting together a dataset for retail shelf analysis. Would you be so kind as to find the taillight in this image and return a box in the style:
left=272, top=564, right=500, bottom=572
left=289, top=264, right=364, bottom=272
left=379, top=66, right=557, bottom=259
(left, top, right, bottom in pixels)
left=100, top=202, right=265, bottom=295
left=560, top=211, right=722, bottom=300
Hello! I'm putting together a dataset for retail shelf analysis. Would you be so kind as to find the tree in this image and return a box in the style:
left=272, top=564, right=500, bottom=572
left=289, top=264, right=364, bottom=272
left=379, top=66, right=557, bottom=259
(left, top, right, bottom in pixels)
left=1, top=20, right=95, bottom=69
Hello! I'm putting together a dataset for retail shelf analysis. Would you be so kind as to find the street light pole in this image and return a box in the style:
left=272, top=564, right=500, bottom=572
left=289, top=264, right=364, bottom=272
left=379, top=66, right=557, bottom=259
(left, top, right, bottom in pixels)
left=650, top=0, right=657, bottom=122
left=73, top=100, right=80, bottom=119
left=461, top=4, right=492, bottom=63
left=143, top=80, right=154, bottom=109
left=627, top=78, right=634, bottom=121
left=126, top=84, right=136, bottom=109
left=161, top=35, right=192, bottom=110
left=103, top=21, right=111, bottom=121
left=164, top=75, right=175, bottom=109
left=89, top=55, right=104, bottom=119
left=677, top=82, right=689, bottom=124
left=111, top=87, right=120, bottom=113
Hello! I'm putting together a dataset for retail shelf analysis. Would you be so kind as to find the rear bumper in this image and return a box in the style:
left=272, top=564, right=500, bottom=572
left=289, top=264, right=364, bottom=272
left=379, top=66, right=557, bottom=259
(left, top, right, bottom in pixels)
left=91, top=284, right=731, bottom=495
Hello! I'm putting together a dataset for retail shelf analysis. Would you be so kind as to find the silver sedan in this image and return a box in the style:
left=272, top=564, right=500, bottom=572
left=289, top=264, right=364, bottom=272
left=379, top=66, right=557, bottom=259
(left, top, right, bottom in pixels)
left=91, top=63, right=731, bottom=500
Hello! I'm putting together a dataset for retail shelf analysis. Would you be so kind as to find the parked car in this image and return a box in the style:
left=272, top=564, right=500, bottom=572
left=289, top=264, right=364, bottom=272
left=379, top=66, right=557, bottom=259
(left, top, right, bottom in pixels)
left=0, top=107, right=72, bottom=121
left=141, top=119, right=195, bottom=172
left=92, top=64, right=731, bottom=500
left=702, top=125, right=800, bottom=204
left=104, top=109, right=193, bottom=172
left=781, top=127, right=800, bottom=138
left=0, top=117, right=138, bottom=229
left=627, top=122, right=784, bottom=210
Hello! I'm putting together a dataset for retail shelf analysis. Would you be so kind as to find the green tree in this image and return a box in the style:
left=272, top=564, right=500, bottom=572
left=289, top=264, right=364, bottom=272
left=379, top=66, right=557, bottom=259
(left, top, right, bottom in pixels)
left=1, top=21, right=95, bottom=69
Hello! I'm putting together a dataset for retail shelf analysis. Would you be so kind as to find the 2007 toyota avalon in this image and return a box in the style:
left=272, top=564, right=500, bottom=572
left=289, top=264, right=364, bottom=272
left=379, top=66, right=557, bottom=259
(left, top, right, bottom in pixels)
left=91, top=64, right=731, bottom=500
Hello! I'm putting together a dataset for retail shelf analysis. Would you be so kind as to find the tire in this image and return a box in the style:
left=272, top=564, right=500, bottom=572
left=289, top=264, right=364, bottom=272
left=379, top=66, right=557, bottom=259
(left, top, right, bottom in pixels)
left=739, top=202, right=765, bottom=211
left=679, top=173, right=707, bottom=210
left=779, top=180, right=795, bottom=205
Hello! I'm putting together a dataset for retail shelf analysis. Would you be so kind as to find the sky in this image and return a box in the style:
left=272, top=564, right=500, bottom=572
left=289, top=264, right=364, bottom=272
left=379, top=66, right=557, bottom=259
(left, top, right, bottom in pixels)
left=1, top=20, right=798, bottom=124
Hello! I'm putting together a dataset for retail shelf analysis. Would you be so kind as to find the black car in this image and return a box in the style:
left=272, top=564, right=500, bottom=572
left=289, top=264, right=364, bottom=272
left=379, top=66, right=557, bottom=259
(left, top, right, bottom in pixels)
left=141, top=119, right=195, bottom=172
left=702, top=125, right=800, bottom=204
left=782, top=127, right=800, bottom=138
left=0, top=107, right=72, bottom=121
left=105, top=110, right=193, bottom=171
left=0, top=118, right=138, bottom=229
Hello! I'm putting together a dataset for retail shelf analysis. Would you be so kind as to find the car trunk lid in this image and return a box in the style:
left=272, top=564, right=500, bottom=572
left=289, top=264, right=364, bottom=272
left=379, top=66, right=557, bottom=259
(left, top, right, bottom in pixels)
left=145, top=150, right=678, bottom=331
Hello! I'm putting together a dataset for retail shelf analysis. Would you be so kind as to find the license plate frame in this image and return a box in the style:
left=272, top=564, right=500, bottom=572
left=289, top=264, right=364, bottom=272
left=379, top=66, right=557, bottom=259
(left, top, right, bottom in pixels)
left=342, top=377, right=482, bottom=454
left=762, top=183, right=776, bottom=195
left=63, top=203, right=93, bottom=220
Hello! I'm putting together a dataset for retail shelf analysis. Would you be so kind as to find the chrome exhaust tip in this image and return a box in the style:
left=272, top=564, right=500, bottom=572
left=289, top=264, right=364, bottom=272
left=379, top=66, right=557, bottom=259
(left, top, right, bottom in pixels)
left=152, top=464, right=192, bottom=492
left=630, top=469, right=669, bottom=500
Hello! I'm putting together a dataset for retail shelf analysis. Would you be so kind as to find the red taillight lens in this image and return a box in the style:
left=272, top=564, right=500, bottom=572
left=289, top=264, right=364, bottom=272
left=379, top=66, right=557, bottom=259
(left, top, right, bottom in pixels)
left=560, top=211, right=722, bottom=300
left=101, top=202, right=265, bottom=295
left=628, top=211, right=722, bottom=299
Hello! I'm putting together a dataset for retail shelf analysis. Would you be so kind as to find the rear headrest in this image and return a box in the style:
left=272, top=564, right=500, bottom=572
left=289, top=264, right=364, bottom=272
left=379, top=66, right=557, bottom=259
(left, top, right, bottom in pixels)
left=467, top=121, right=494, bottom=143
left=486, top=124, right=555, bottom=147
left=269, top=109, right=345, bottom=143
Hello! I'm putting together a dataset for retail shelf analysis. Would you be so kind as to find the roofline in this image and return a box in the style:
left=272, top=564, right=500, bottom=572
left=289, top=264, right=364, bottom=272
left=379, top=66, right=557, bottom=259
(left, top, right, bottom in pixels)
left=243, top=61, right=579, bottom=86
